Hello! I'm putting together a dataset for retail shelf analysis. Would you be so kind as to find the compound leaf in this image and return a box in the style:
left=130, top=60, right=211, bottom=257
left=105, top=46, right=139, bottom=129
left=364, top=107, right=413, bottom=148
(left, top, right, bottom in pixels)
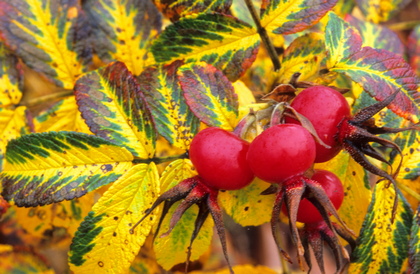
left=75, top=62, right=156, bottom=159
left=326, top=13, right=420, bottom=123
left=178, top=62, right=239, bottom=131
left=260, top=0, right=337, bottom=34
left=34, top=96, right=91, bottom=133
left=138, top=61, right=199, bottom=150
left=278, top=32, right=325, bottom=83
left=408, top=25, right=420, bottom=76
left=355, top=0, right=412, bottom=23
left=315, top=152, right=371, bottom=235
left=83, top=0, right=161, bottom=76
left=0, top=0, right=90, bottom=89
left=349, top=183, right=412, bottom=273
left=69, top=163, right=159, bottom=273
left=150, top=13, right=260, bottom=82
left=1, top=131, right=133, bottom=207
left=153, top=0, right=231, bottom=22
left=219, top=178, right=274, bottom=226
left=0, top=106, right=28, bottom=170
left=346, top=15, right=404, bottom=56
left=409, top=205, right=420, bottom=273
left=0, top=43, right=22, bottom=107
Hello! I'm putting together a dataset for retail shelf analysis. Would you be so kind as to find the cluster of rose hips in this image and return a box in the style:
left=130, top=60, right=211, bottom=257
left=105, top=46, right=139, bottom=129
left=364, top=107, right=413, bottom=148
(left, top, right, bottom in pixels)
left=133, top=85, right=411, bottom=273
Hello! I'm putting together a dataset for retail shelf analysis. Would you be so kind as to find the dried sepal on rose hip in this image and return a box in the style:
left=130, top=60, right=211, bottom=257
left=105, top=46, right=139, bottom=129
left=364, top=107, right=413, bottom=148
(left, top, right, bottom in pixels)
left=131, top=127, right=254, bottom=274
left=246, top=124, right=354, bottom=270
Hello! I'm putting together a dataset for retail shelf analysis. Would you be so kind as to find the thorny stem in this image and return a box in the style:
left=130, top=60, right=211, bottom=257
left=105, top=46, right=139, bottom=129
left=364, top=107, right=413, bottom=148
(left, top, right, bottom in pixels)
left=19, top=89, right=73, bottom=107
left=243, top=0, right=281, bottom=71
left=133, top=152, right=189, bottom=165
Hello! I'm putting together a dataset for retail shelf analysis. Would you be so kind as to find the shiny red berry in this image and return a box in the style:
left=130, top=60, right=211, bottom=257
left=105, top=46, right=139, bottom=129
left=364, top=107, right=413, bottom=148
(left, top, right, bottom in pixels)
left=189, top=127, right=254, bottom=190
left=246, top=124, right=316, bottom=184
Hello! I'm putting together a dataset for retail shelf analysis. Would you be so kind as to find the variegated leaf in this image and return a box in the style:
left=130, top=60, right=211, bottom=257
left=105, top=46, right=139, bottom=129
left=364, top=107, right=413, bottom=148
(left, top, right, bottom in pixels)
left=159, top=159, right=197, bottom=192
left=0, top=0, right=90, bottom=89
left=346, top=14, right=404, bottom=56
left=1, top=131, right=133, bottom=207
left=75, top=61, right=156, bottom=158
left=333, top=0, right=355, bottom=16
left=325, top=12, right=362, bottom=69
left=355, top=0, right=412, bottom=23
left=138, top=61, right=199, bottom=150
left=409, top=205, right=420, bottom=273
left=69, top=163, right=159, bottom=273
left=0, top=106, right=28, bottom=170
left=219, top=178, right=274, bottom=226
left=315, top=151, right=371, bottom=235
left=325, top=12, right=420, bottom=123
left=260, top=0, right=337, bottom=34
left=150, top=13, right=260, bottom=82
left=153, top=0, right=231, bottom=22
left=83, top=0, right=161, bottom=76
left=408, top=25, right=420, bottom=76
left=349, top=183, right=412, bottom=273
left=34, top=96, right=91, bottom=133
left=278, top=32, right=325, bottom=83
left=0, top=43, right=22, bottom=107
left=178, top=62, right=239, bottom=131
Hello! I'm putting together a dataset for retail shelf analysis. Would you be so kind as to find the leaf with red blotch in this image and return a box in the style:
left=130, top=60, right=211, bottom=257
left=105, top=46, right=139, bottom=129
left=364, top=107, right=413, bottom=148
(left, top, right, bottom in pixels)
left=0, top=0, right=91, bottom=89
left=325, top=12, right=420, bottom=123
left=74, top=62, right=156, bottom=158
left=408, top=25, right=420, bottom=77
left=153, top=0, right=231, bottom=22
left=178, top=62, right=239, bottom=131
left=260, top=0, right=338, bottom=34
left=83, top=0, right=161, bottom=76
left=137, top=61, right=200, bottom=150
left=355, top=0, right=412, bottom=23
left=345, top=14, right=404, bottom=56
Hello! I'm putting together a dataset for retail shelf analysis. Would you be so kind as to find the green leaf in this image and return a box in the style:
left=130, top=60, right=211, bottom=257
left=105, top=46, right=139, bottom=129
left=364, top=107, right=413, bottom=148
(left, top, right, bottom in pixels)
left=409, top=205, right=420, bottom=273
left=150, top=13, right=260, bottom=82
left=325, top=12, right=420, bottom=123
left=34, top=96, right=91, bottom=133
left=153, top=0, right=231, bottom=22
left=260, top=0, right=337, bottom=34
left=138, top=61, right=199, bottom=150
left=349, top=183, right=412, bottom=273
left=178, top=62, right=239, bottom=131
left=355, top=0, right=412, bottom=23
left=346, top=15, right=404, bottom=56
left=0, top=43, right=22, bottom=107
left=74, top=62, right=156, bottom=158
left=315, top=152, right=371, bottom=235
left=0, top=0, right=90, bottom=89
left=219, top=178, right=274, bottom=226
left=69, top=163, right=159, bottom=273
left=0, top=106, right=28, bottom=170
left=408, top=25, right=420, bottom=77
left=278, top=32, right=325, bottom=83
left=1, top=131, right=133, bottom=207
left=83, top=0, right=161, bottom=76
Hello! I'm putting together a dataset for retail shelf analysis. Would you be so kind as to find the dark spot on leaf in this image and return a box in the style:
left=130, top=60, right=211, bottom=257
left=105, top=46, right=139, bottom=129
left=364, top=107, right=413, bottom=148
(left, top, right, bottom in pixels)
left=405, top=167, right=410, bottom=172
left=113, top=232, right=117, bottom=237
left=244, top=206, right=249, bottom=211
left=352, top=171, right=356, bottom=176
left=98, top=261, right=104, bottom=267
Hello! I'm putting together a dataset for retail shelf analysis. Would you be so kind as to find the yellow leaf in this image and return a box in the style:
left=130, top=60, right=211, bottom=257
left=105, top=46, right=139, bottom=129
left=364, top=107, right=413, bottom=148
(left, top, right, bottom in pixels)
left=69, top=163, right=160, bottom=273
